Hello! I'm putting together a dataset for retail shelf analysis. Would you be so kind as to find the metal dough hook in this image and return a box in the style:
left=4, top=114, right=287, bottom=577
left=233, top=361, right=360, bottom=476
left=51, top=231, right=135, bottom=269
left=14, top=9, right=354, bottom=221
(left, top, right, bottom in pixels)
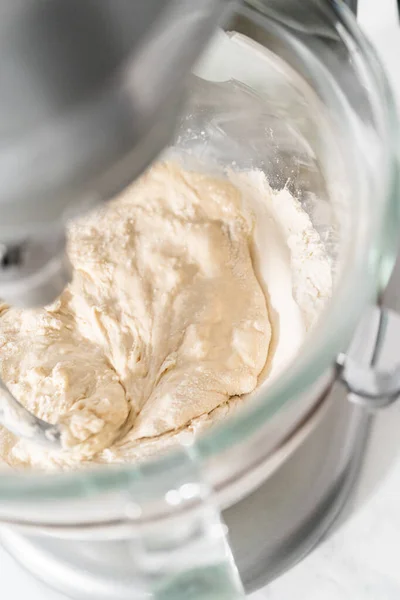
left=0, top=379, right=62, bottom=447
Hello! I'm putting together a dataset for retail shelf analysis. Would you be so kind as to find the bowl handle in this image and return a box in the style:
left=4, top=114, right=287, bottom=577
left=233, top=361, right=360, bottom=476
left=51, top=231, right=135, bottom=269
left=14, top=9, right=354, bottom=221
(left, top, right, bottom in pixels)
left=129, top=448, right=245, bottom=599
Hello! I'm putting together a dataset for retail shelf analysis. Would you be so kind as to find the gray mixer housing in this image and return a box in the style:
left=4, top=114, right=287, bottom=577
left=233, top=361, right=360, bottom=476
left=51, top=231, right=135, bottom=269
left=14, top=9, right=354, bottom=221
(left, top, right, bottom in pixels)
left=0, top=0, right=230, bottom=307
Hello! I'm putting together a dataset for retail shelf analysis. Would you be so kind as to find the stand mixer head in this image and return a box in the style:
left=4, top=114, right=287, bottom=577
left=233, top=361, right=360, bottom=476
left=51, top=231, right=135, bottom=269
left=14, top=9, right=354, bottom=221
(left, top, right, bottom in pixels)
left=0, top=0, right=232, bottom=307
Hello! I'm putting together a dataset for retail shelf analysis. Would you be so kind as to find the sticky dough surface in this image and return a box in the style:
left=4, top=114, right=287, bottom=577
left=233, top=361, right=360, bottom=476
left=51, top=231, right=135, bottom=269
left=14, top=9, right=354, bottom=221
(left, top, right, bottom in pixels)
left=0, top=163, right=271, bottom=469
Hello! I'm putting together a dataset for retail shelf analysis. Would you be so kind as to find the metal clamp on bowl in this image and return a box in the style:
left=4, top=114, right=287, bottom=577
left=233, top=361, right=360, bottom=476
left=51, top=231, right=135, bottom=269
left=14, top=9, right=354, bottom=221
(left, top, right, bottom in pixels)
left=338, top=305, right=400, bottom=409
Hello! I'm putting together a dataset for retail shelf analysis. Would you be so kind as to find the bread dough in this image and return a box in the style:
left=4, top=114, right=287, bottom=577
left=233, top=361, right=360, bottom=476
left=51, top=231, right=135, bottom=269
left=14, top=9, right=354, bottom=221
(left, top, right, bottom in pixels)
left=0, top=162, right=271, bottom=469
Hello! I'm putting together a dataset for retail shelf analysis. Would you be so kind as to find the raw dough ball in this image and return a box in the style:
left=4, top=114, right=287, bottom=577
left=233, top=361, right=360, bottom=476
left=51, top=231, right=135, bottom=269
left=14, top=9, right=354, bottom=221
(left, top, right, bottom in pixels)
left=0, top=162, right=270, bottom=469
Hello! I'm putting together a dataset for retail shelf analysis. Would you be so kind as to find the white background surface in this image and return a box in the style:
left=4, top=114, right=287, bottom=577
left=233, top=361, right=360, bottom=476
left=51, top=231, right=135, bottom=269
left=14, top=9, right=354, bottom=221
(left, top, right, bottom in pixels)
left=0, top=1, right=399, bottom=599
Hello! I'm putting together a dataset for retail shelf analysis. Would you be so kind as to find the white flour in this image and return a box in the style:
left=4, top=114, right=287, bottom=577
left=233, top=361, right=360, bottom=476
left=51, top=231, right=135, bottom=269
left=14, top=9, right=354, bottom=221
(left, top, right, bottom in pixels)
left=231, top=170, right=332, bottom=381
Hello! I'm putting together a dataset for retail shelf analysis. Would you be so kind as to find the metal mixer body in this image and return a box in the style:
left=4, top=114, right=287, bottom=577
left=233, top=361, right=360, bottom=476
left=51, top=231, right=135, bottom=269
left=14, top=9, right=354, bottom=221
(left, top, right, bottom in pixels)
left=0, top=0, right=231, bottom=308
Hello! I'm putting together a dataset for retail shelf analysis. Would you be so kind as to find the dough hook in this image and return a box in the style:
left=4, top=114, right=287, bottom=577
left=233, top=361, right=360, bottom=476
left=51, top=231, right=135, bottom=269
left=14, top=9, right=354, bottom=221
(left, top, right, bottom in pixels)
left=0, top=380, right=61, bottom=447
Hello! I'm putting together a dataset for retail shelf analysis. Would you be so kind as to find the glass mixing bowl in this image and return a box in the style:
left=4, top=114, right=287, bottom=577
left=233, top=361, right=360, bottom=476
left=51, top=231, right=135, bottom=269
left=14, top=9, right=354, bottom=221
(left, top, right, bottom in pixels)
left=0, top=1, right=398, bottom=599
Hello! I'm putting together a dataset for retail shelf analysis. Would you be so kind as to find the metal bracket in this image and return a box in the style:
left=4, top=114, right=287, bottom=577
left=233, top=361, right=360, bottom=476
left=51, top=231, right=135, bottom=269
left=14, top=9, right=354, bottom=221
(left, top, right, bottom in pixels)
left=338, top=305, right=400, bottom=409
left=341, top=0, right=358, bottom=16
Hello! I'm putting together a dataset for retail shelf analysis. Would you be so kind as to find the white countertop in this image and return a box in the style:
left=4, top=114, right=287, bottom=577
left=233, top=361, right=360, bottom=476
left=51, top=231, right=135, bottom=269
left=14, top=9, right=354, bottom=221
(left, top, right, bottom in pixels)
left=1, top=1, right=400, bottom=599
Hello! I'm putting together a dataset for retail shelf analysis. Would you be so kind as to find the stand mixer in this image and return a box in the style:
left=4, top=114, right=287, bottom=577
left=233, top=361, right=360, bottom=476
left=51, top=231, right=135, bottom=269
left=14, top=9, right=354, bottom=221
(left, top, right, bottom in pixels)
left=0, top=1, right=399, bottom=599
